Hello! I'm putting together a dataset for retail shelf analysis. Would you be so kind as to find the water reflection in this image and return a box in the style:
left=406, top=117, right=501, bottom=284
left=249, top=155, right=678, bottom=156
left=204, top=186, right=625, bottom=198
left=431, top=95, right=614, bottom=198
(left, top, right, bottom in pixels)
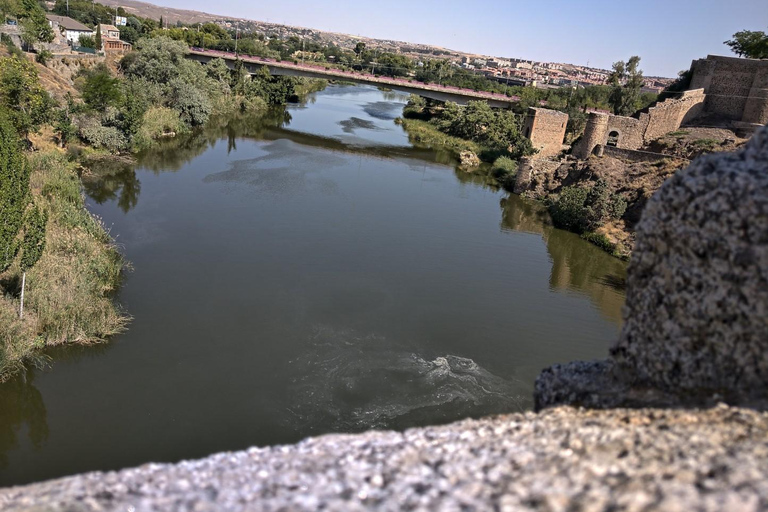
left=500, top=196, right=627, bottom=324
left=0, top=370, right=47, bottom=470
left=81, top=158, right=141, bottom=213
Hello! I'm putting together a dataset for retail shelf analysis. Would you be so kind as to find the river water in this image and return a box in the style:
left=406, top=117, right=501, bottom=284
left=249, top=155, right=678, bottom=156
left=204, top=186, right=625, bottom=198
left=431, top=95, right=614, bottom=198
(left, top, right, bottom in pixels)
left=0, top=84, right=627, bottom=486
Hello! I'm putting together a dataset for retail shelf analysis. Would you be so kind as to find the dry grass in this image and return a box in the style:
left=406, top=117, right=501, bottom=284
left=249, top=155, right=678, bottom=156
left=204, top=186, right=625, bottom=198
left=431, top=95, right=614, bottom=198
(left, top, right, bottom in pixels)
left=0, top=150, right=129, bottom=381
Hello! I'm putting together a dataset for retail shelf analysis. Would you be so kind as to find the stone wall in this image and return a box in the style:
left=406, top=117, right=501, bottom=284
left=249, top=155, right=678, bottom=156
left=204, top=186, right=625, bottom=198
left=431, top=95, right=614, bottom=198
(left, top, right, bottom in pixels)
left=572, top=89, right=707, bottom=158
left=602, top=145, right=684, bottom=164
left=523, top=107, right=568, bottom=159
left=690, top=54, right=768, bottom=125
left=571, top=112, right=609, bottom=159
left=605, top=115, right=645, bottom=150
left=512, top=157, right=562, bottom=194
left=641, top=89, right=706, bottom=141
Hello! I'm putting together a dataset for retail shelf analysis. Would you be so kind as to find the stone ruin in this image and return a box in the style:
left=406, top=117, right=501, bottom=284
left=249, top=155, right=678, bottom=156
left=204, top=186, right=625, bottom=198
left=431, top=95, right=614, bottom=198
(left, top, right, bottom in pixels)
left=535, top=124, right=768, bottom=409
left=526, top=54, right=768, bottom=160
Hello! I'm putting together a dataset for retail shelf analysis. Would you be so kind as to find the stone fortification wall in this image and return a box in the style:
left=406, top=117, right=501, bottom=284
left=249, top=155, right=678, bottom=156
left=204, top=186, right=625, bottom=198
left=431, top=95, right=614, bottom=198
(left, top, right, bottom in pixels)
left=571, top=89, right=707, bottom=159
left=605, top=115, right=645, bottom=149
left=523, top=107, right=568, bottom=159
left=602, top=145, right=683, bottom=164
left=512, top=157, right=562, bottom=194
left=571, top=112, right=609, bottom=159
left=641, top=89, right=706, bottom=141
left=690, top=54, right=768, bottom=125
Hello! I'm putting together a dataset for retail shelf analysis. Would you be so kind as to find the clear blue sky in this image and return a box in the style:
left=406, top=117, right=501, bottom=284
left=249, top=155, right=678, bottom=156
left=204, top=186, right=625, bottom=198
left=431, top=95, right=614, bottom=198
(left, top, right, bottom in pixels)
left=156, top=0, right=767, bottom=77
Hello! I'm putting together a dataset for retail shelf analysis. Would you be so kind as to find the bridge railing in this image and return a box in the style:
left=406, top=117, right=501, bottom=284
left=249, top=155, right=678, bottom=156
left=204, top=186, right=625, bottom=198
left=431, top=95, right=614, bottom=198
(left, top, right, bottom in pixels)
left=188, top=48, right=518, bottom=103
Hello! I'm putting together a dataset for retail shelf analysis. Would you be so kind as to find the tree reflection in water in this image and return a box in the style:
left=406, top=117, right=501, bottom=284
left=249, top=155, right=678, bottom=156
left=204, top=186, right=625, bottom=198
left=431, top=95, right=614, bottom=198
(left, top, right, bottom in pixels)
left=500, top=195, right=627, bottom=324
left=0, top=370, right=47, bottom=470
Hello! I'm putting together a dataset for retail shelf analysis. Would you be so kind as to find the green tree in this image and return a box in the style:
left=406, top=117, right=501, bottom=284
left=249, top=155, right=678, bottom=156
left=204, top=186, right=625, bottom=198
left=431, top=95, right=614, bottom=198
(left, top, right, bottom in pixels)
left=0, top=108, right=29, bottom=272
left=724, top=29, right=768, bottom=59
left=354, top=41, right=366, bottom=57
left=18, top=0, right=53, bottom=44
left=0, top=55, right=53, bottom=137
left=608, top=56, right=644, bottom=116
left=81, top=65, right=122, bottom=110
left=95, top=23, right=102, bottom=50
left=169, top=78, right=211, bottom=126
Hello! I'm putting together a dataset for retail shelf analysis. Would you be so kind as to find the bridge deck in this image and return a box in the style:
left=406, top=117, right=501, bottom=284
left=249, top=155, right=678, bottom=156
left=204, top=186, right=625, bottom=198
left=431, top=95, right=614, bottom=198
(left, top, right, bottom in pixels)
left=188, top=49, right=520, bottom=107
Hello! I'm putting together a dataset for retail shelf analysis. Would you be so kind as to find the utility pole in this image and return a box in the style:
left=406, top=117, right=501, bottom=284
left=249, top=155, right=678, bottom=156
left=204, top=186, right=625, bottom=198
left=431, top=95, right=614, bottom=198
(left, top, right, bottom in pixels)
left=234, top=21, right=239, bottom=56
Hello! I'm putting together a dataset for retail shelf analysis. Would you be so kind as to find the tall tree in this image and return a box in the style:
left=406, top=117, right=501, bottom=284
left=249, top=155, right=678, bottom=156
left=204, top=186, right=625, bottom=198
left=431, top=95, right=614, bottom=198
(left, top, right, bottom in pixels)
left=95, top=23, right=102, bottom=51
left=724, top=29, right=768, bottom=59
left=0, top=108, right=29, bottom=272
left=608, top=56, right=644, bottom=116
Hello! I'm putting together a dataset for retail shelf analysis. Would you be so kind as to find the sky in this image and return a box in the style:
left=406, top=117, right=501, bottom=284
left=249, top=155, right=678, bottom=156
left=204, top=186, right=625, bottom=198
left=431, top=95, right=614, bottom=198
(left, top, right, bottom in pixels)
left=154, top=0, right=767, bottom=77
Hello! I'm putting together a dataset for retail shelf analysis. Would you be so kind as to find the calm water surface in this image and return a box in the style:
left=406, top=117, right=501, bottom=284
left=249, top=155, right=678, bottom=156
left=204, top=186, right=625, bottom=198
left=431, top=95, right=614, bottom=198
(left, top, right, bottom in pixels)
left=0, top=85, right=627, bottom=486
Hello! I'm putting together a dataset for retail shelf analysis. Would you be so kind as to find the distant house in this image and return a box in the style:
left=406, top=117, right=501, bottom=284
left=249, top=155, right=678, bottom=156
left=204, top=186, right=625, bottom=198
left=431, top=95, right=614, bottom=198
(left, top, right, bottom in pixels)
left=46, top=14, right=93, bottom=44
left=98, top=23, right=132, bottom=52
left=98, top=24, right=120, bottom=40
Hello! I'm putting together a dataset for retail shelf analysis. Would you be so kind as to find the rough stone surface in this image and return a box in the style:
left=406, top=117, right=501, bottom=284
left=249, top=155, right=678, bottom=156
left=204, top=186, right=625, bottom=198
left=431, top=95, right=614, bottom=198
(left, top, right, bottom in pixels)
left=3, top=405, right=768, bottom=511
left=613, top=125, right=768, bottom=394
left=536, top=125, right=768, bottom=409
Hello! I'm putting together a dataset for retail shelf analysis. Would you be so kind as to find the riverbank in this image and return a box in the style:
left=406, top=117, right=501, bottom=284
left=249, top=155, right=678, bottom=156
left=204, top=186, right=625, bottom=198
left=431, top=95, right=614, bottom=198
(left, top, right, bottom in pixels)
left=0, top=147, right=128, bottom=381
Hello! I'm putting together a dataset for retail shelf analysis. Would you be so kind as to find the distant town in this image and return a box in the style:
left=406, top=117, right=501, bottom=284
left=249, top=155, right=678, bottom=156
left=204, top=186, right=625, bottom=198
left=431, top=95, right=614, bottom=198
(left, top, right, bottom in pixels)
left=93, top=0, right=674, bottom=92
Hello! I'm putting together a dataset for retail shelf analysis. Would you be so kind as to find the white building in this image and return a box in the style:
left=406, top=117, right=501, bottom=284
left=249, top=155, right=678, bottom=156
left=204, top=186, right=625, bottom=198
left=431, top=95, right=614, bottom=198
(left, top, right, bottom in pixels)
left=46, top=14, right=93, bottom=44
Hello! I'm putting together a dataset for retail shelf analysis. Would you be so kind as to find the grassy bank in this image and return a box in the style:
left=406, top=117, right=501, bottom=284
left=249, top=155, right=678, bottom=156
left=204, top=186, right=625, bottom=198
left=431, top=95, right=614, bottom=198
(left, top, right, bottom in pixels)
left=0, top=149, right=128, bottom=380
left=398, top=118, right=481, bottom=156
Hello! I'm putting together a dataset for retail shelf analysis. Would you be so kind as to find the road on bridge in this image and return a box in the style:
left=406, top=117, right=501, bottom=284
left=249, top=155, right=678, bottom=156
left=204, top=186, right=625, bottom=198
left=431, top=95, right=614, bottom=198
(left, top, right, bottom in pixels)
left=188, top=48, right=521, bottom=107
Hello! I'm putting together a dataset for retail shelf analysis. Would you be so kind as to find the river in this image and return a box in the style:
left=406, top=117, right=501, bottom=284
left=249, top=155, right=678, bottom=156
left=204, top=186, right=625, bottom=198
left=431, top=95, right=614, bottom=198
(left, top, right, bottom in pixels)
left=0, top=84, right=627, bottom=486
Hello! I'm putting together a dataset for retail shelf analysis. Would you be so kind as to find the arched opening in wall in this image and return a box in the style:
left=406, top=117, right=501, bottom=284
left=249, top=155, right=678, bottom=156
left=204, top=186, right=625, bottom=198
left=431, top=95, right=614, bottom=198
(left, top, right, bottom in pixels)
left=607, top=131, right=620, bottom=147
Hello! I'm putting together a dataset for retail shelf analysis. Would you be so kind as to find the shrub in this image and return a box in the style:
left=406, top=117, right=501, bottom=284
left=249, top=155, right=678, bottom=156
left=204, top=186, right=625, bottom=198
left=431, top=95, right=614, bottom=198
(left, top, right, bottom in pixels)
left=169, top=79, right=211, bottom=127
left=133, top=106, right=185, bottom=150
left=77, top=116, right=129, bottom=152
left=580, top=232, right=616, bottom=253
left=548, top=179, right=626, bottom=234
left=35, top=49, right=53, bottom=66
left=81, top=65, right=122, bottom=110
left=491, top=156, right=517, bottom=190
left=78, top=34, right=96, bottom=49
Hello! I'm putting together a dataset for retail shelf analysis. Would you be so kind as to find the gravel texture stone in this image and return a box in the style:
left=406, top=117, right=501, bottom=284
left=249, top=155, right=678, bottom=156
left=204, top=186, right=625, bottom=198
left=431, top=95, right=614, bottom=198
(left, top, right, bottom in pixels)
left=536, top=125, right=768, bottom=409
left=2, top=405, right=768, bottom=511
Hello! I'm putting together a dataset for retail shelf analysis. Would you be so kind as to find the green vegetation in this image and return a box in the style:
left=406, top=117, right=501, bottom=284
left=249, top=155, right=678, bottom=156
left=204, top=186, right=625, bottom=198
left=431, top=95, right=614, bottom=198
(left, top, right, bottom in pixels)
left=1, top=150, right=129, bottom=380
left=608, top=56, right=645, bottom=116
left=0, top=55, right=53, bottom=137
left=547, top=179, right=626, bottom=234
left=724, top=28, right=768, bottom=59
left=402, top=96, right=534, bottom=164
left=490, top=156, right=517, bottom=189
left=580, top=232, right=621, bottom=258
left=0, top=111, right=29, bottom=273
left=399, top=117, right=481, bottom=155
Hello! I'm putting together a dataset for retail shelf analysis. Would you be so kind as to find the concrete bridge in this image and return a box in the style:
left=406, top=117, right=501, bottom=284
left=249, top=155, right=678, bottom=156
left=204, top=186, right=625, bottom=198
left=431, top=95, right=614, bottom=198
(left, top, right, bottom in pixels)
left=187, top=49, right=519, bottom=108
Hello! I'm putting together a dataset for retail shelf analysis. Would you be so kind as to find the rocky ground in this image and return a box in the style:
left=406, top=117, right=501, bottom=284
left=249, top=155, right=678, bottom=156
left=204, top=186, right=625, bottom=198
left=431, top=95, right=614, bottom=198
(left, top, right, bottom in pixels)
left=2, top=405, right=767, bottom=512
left=520, top=125, right=749, bottom=258
left=645, top=127, right=747, bottom=160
